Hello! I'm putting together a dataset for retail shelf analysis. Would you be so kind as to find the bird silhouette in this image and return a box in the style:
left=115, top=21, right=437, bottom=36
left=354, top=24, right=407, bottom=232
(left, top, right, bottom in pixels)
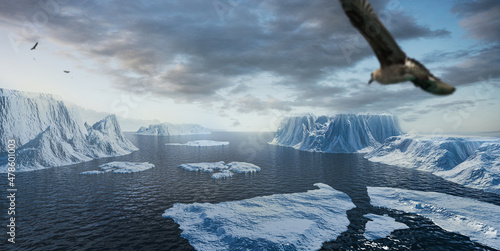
left=31, top=42, right=38, bottom=50
left=64, top=70, right=70, bottom=73
left=339, top=0, right=455, bottom=95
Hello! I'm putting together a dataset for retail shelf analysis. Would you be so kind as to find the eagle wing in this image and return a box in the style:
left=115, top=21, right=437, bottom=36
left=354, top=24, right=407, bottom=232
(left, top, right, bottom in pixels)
left=339, top=0, right=406, bottom=67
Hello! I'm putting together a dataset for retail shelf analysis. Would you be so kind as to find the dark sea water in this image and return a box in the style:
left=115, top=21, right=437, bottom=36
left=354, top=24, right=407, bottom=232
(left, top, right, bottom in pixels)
left=1, top=132, right=499, bottom=251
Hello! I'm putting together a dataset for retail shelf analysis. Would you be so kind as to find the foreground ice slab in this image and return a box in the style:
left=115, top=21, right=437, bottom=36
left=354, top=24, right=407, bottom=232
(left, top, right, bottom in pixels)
left=368, top=187, right=500, bottom=249
left=80, top=161, right=154, bottom=174
left=166, top=140, right=229, bottom=147
left=269, top=114, right=401, bottom=153
left=364, top=214, right=408, bottom=240
left=163, top=183, right=355, bottom=250
left=179, top=161, right=261, bottom=179
left=365, top=132, right=500, bottom=194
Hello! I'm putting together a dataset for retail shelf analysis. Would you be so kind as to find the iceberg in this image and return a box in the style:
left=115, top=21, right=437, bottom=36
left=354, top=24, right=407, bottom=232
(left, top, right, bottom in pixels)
left=80, top=161, right=154, bottom=174
left=270, top=114, right=401, bottom=153
left=365, top=132, right=500, bottom=193
left=166, top=140, right=229, bottom=147
left=3, top=115, right=138, bottom=172
left=368, top=187, right=500, bottom=250
left=436, top=142, right=500, bottom=194
left=364, top=214, right=409, bottom=240
left=136, top=123, right=211, bottom=135
left=163, top=183, right=355, bottom=250
left=0, top=88, right=138, bottom=172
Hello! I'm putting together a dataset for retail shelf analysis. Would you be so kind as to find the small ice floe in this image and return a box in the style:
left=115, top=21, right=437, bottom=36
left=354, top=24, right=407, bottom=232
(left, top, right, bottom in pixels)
left=179, top=161, right=261, bottom=179
left=364, top=214, right=408, bottom=240
left=166, top=140, right=229, bottom=147
left=79, top=161, right=154, bottom=174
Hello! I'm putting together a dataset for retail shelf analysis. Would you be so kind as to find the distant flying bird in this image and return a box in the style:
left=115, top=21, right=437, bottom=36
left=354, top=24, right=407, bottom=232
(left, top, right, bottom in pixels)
left=338, top=0, right=455, bottom=95
left=31, top=42, right=38, bottom=50
left=64, top=70, right=70, bottom=73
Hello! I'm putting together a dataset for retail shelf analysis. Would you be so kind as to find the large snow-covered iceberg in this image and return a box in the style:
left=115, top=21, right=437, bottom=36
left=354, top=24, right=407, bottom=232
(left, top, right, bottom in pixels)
left=0, top=89, right=138, bottom=172
left=136, top=123, right=211, bottom=135
left=80, top=161, right=154, bottom=174
left=163, top=183, right=355, bottom=250
left=368, top=187, right=500, bottom=250
left=269, top=114, right=401, bottom=153
left=365, top=132, right=500, bottom=194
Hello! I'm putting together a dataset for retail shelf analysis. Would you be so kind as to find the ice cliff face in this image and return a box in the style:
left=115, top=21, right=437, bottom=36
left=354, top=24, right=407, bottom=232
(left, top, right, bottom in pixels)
left=0, top=89, right=138, bottom=172
left=136, top=123, right=211, bottom=135
left=365, top=132, right=500, bottom=194
left=0, top=89, right=87, bottom=151
left=270, top=114, right=401, bottom=153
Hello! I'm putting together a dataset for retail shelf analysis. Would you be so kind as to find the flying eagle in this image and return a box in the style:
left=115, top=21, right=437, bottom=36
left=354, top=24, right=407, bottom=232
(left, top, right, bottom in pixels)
left=31, top=42, right=38, bottom=50
left=64, top=70, right=70, bottom=73
left=338, top=0, right=455, bottom=95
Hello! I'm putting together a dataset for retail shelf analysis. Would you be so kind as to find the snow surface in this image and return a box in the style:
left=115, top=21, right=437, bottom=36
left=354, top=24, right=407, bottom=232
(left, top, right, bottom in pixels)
left=136, top=123, right=211, bottom=135
left=211, top=170, right=234, bottom=179
left=163, top=183, right=355, bottom=250
left=269, top=114, right=401, bottom=153
left=364, top=214, right=408, bottom=240
left=165, top=140, right=229, bottom=147
left=368, top=187, right=500, bottom=249
left=80, top=161, right=154, bottom=174
left=0, top=88, right=138, bottom=172
left=365, top=132, right=500, bottom=194
left=179, top=161, right=261, bottom=179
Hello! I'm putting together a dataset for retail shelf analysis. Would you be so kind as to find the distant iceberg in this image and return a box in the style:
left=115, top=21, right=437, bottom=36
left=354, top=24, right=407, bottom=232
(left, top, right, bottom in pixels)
left=364, top=214, right=409, bottom=240
left=179, top=161, right=260, bottom=179
left=368, top=187, right=500, bottom=250
left=365, top=132, right=500, bottom=194
left=269, top=114, right=401, bottom=153
left=166, top=140, right=229, bottom=147
left=136, top=123, right=211, bottom=136
left=80, top=161, right=154, bottom=174
left=0, top=89, right=138, bottom=172
left=163, top=183, right=355, bottom=250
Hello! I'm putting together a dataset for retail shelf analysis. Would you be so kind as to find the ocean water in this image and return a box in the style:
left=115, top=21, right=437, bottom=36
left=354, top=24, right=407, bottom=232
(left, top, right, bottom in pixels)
left=1, top=132, right=499, bottom=250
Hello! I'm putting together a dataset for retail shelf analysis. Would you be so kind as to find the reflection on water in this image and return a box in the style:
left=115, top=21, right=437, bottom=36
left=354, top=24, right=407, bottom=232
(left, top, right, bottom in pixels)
left=1, top=132, right=498, bottom=250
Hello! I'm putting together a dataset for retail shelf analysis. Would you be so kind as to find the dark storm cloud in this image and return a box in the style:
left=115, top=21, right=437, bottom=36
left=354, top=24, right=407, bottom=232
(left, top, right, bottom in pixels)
left=439, top=45, right=500, bottom=86
left=452, top=0, right=500, bottom=43
left=0, top=0, right=452, bottom=113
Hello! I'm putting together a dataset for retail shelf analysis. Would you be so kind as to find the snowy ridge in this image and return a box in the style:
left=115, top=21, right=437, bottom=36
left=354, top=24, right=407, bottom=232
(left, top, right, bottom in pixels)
left=0, top=89, right=138, bottom=172
left=163, top=183, right=355, bottom=250
left=136, top=123, right=211, bottom=135
left=365, top=132, right=500, bottom=193
left=270, top=114, right=401, bottom=153
left=368, top=187, right=500, bottom=249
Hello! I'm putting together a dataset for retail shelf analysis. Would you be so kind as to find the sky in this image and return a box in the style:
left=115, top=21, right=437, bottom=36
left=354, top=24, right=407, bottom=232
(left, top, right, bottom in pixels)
left=0, top=0, right=499, bottom=133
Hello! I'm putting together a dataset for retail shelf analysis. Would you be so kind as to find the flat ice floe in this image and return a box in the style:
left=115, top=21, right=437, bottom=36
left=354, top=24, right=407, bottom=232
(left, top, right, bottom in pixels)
left=80, top=161, right=154, bottom=174
left=368, top=187, right=500, bottom=249
left=163, top=183, right=355, bottom=250
left=179, top=161, right=260, bottom=179
left=166, top=140, right=229, bottom=147
left=364, top=214, right=408, bottom=240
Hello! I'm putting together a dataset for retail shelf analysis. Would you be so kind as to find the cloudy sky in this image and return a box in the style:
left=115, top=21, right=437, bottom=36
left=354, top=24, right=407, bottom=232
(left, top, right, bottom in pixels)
left=0, top=0, right=499, bottom=132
